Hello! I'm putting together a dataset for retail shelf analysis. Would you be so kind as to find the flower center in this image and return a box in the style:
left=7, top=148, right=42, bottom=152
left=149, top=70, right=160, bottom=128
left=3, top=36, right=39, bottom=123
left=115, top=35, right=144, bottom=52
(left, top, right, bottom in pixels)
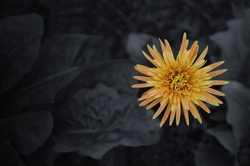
left=169, top=72, right=190, bottom=94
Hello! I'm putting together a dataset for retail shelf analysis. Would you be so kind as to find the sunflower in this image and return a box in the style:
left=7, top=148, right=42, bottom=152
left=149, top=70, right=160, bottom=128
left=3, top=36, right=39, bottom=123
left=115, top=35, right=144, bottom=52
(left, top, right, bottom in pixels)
left=132, top=33, right=229, bottom=127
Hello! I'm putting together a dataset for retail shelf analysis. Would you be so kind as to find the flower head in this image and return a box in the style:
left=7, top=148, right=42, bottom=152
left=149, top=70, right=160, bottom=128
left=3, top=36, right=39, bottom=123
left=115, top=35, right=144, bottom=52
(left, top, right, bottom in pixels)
left=132, top=33, right=229, bottom=127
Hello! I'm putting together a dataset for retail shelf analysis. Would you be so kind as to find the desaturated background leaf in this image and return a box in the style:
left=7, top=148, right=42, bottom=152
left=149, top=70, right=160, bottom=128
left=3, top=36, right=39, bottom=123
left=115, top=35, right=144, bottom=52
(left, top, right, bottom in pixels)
left=126, top=33, right=160, bottom=66
left=0, top=13, right=44, bottom=95
left=52, top=60, right=161, bottom=159
left=210, top=13, right=250, bottom=83
left=54, top=59, right=138, bottom=103
left=3, top=0, right=40, bottom=16
left=207, top=124, right=237, bottom=154
left=3, top=34, right=111, bottom=117
left=195, top=142, right=234, bottom=166
left=222, top=81, right=250, bottom=147
left=241, top=10, right=250, bottom=86
left=22, top=34, right=111, bottom=83
left=0, top=140, right=26, bottom=166
left=0, top=111, right=53, bottom=155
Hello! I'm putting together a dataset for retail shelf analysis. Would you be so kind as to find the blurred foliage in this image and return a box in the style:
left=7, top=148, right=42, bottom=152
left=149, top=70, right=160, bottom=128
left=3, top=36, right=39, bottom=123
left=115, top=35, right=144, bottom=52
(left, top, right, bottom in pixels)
left=52, top=60, right=160, bottom=159
left=0, top=140, right=26, bottom=166
left=0, top=13, right=43, bottom=95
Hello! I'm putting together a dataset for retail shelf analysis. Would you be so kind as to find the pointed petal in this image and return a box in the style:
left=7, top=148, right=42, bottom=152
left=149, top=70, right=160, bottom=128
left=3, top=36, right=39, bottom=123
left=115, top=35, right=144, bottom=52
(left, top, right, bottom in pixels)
left=163, top=51, right=175, bottom=66
left=198, top=80, right=214, bottom=86
left=204, top=97, right=219, bottom=106
left=164, top=39, right=174, bottom=55
left=189, top=102, right=202, bottom=124
left=141, top=88, right=154, bottom=96
left=183, top=109, right=190, bottom=126
left=181, top=97, right=190, bottom=110
left=189, top=102, right=197, bottom=118
left=138, top=94, right=151, bottom=101
left=169, top=110, right=176, bottom=126
left=142, top=51, right=160, bottom=67
left=176, top=102, right=181, bottom=125
left=208, top=61, right=225, bottom=70
left=133, top=76, right=154, bottom=81
left=180, top=32, right=187, bottom=54
left=134, top=65, right=151, bottom=76
left=159, top=103, right=172, bottom=127
left=198, top=100, right=211, bottom=114
left=139, top=96, right=156, bottom=106
left=159, top=38, right=167, bottom=53
left=131, top=83, right=154, bottom=88
left=195, top=46, right=208, bottom=63
left=205, top=88, right=225, bottom=96
left=189, top=41, right=199, bottom=63
left=196, top=92, right=207, bottom=101
left=147, top=45, right=164, bottom=65
left=201, top=91, right=223, bottom=104
left=153, top=99, right=168, bottom=119
left=147, top=88, right=161, bottom=96
left=192, top=58, right=206, bottom=69
left=212, top=80, right=229, bottom=85
left=208, top=69, right=227, bottom=77
left=146, top=98, right=161, bottom=110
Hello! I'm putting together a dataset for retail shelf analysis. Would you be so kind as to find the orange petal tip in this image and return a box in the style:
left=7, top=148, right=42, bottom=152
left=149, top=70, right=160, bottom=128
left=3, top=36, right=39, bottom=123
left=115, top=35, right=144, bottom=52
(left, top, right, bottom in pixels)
left=131, top=85, right=136, bottom=88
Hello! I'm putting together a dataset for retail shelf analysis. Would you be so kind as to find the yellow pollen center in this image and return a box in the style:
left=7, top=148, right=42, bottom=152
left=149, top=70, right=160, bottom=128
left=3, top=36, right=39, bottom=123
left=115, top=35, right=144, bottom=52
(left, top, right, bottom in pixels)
left=169, top=72, right=190, bottom=93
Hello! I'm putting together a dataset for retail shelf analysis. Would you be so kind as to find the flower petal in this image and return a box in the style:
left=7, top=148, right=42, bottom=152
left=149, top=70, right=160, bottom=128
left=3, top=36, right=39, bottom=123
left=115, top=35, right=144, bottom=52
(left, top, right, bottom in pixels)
left=160, top=103, right=172, bottom=127
left=139, top=96, right=156, bottom=106
left=147, top=45, right=165, bottom=66
left=208, top=69, right=227, bottom=77
left=212, top=80, right=229, bottom=85
left=181, top=97, right=189, bottom=110
left=197, top=100, right=211, bottom=114
left=142, top=51, right=161, bottom=67
left=169, top=109, right=176, bottom=126
left=201, top=91, right=223, bottom=104
left=189, top=41, right=199, bottom=64
left=183, top=109, right=190, bottom=126
left=146, top=98, right=161, bottom=110
left=152, top=99, right=168, bottom=119
left=176, top=102, right=181, bottom=125
left=195, top=46, right=208, bottom=63
left=133, top=76, right=154, bottom=81
left=134, top=65, right=151, bottom=76
left=189, top=102, right=202, bottom=124
left=131, top=83, right=154, bottom=88
left=209, top=61, right=225, bottom=70
left=164, top=39, right=174, bottom=55
left=205, top=88, right=225, bottom=96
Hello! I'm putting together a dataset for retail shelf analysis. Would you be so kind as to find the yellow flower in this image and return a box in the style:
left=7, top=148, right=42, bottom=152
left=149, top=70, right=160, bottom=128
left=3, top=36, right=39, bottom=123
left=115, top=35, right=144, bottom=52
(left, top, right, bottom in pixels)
left=132, top=33, right=229, bottom=127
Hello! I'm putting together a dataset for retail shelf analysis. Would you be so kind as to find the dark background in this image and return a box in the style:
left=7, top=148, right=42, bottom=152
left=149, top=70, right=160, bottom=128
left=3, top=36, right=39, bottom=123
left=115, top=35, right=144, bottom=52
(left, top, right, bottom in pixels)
left=0, top=0, right=250, bottom=166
